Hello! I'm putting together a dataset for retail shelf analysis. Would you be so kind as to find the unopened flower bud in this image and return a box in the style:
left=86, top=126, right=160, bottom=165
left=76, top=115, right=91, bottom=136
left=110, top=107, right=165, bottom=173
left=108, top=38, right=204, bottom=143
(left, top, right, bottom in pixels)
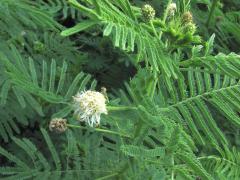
left=49, top=118, right=67, bottom=133
left=183, top=22, right=197, bottom=34
left=182, top=11, right=193, bottom=24
left=141, top=4, right=156, bottom=21
left=101, top=87, right=109, bottom=102
left=34, top=41, right=45, bottom=52
left=216, top=16, right=223, bottom=22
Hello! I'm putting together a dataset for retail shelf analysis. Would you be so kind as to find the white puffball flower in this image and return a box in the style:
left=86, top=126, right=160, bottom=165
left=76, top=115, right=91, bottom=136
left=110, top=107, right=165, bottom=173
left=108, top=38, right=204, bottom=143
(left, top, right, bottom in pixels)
left=73, top=90, right=108, bottom=127
left=168, top=3, right=177, bottom=16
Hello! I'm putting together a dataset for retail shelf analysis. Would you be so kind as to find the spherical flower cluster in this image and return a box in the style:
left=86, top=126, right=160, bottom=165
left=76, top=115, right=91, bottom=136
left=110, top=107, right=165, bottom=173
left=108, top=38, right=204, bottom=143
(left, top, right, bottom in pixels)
left=73, top=90, right=107, bottom=127
left=141, top=4, right=155, bottom=21
left=184, top=23, right=197, bottom=34
left=182, top=11, right=193, bottom=24
left=49, top=118, right=67, bottom=133
left=181, top=11, right=196, bottom=34
left=168, top=3, right=177, bottom=17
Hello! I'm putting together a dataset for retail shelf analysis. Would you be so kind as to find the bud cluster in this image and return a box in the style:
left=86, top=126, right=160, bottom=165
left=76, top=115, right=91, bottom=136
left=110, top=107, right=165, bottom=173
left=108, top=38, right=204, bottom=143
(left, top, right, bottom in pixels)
left=181, top=11, right=196, bottom=34
left=49, top=118, right=67, bottom=133
left=182, top=11, right=193, bottom=24
left=141, top=4, right=156, bottom=21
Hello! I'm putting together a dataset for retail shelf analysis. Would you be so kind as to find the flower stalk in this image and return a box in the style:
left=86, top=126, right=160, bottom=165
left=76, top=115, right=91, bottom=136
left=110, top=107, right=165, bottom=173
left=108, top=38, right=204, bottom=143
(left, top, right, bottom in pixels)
left=107, top=106, right=137, bottom=111
left=67, top=124, right=131, bottom=138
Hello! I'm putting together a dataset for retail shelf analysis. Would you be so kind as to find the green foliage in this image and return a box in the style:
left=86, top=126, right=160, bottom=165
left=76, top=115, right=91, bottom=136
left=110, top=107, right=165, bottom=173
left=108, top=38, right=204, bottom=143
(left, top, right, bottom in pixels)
left=35, top=0, right=83, bottom=20
left=0, top=0, right=240, bottom=179
left=0, top=128, right=107, bottom=179
left=201, top=147, right=240, bottom=179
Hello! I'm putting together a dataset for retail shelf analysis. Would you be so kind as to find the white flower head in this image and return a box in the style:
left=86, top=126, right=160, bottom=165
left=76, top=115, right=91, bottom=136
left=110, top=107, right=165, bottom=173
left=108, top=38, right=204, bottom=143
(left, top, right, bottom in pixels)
left=168, top=3, right=177, bottom=16
left=73, top=90, right=107, bottom=127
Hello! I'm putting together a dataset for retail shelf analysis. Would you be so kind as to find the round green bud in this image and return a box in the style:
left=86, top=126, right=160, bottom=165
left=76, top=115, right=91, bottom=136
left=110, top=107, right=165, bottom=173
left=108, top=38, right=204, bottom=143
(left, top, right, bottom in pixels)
left=141, top=4, right=156, bottom=22
left=183, top=22, right=197, bottom=34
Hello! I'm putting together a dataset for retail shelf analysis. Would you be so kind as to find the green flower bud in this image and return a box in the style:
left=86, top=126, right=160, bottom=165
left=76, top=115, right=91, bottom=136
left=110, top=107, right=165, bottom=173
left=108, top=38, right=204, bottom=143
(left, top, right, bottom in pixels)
left=34, top=41, right=45, bottom=52
left=183, top=22, right=197, bottom=34
left=141, top=4, right=155, bottom=22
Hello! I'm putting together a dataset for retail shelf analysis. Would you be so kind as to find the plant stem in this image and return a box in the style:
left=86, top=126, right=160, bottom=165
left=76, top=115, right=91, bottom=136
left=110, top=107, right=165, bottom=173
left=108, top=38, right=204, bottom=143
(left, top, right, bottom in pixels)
left=179, top=58, right=195, bottom=67
left=197, top=156, right=238, bottom=166
left=171, top=155, right=175, bottom=180
left=68, top=0, right=100, bottom=19
left=67, top=124, right=131, bottom=138
left=149, top=77, right=158, bottom=100
left=206, top=0, right=219, bottom=28
left=150, top=20, right=159, bottom=38
left=107, top=106, right=137, bottom=111
left=163, top=0, right=173, bottom=23
left=159, top=0, right=172, bottom=40
left=96, top=173, right=119, bottom=180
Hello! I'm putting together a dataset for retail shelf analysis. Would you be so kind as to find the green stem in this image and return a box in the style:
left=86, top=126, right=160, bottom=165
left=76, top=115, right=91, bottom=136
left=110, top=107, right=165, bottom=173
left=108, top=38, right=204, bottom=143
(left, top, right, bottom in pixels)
left=107, top=106, right=137, bottom=111
left=96, top=173, right=119, bottom=180
left=206, top=0, right=219, bottom=28
left=133, top=122, right=144, bottom=144
left=150, top=20, right=159, bottom=38
left=163, top=0, right=173, bottom=23
left=179, top=58, right=195, bottom=67
left=67, top=124, right=131, bottom=138
left=159, top=0, right=172, bottom=40
left=168, top=84, right=240, bottom=109
left=68, top=0, right=100, bottom=19
left=92, top=0, right=101, bottom=15
left=197, top=156, right=239, bottom=166
left=171, top=155, right=174, bottom=180
left=149, top=77, right=158, bottom=100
